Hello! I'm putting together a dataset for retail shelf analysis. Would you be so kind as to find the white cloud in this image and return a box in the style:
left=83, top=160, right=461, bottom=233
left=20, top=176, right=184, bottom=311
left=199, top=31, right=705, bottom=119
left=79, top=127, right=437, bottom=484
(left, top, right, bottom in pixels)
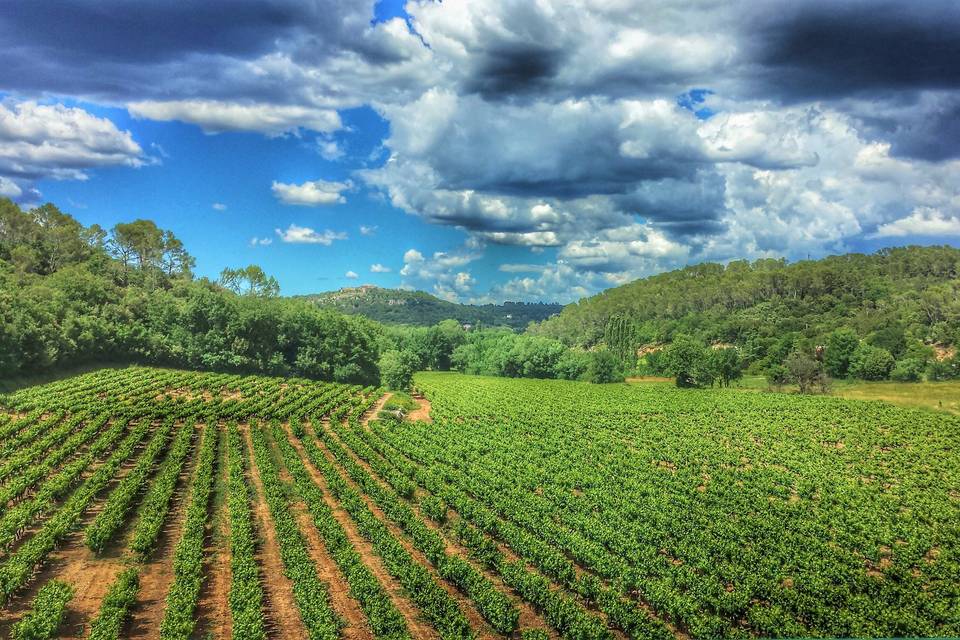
left=275, top=224, right=347, bottom=245
left=370, top=263, right=391, bottom=273
left=0, top=177, right=22, bottom=198
left=872, top=208, right=960, bottom=238
left=498, top=263, right=549, bottom=273
left=212, top=202, right=227, bottom=211
left=128, top=100, right=341, bottom=136
left=400, top=245, right=481, bottom=302
left=359, top=225, right=378, bottom=236
left=249, top=236, right=272, bottom=246
left=271, top=179, right=351, bottom=206
left=345, top=270, right=359, bottom=279
left=318, top=138, right=344, bottom=161
left=0, top=100, right=145, bottom=190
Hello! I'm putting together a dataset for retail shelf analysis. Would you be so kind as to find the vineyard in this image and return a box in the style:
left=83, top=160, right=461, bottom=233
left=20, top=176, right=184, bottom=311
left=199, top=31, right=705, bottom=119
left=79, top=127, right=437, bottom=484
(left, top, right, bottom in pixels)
left=0, top=367, right=957, bottom=639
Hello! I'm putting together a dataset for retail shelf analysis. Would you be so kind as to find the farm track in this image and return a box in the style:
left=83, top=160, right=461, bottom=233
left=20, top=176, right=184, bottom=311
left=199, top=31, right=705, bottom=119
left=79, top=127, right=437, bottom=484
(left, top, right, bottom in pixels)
left=127, top=423, right=204, bottom=640
left=282, top=422, right=441, bottom=640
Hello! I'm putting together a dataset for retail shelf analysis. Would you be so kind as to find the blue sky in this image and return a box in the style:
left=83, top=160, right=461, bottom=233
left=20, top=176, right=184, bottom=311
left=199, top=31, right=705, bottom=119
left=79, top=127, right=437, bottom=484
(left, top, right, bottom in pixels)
left=2, top=0, right=959, bottom=302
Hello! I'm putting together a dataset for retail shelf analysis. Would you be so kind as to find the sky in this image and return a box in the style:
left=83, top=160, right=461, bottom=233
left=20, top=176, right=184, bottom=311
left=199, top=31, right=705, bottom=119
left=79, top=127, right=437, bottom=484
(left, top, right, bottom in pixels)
left=1, top=0, right=959, bottom=303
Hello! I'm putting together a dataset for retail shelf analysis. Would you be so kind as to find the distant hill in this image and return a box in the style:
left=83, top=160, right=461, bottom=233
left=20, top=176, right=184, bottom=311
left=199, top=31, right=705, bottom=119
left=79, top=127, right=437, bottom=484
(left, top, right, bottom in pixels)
left=532, top=245, right=960, bottom=363
left=301, top=285, right=562, bottom=329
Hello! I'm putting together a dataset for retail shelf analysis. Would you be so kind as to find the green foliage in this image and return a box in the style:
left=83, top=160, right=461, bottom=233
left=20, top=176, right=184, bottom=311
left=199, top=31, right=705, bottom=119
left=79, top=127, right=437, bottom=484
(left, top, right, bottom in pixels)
left=664, top=335, right=709, bottom=387
left=218, top=265, right=279, bottom=297
left=586, top=348, right=622, bottom=383
left=708, top=347, right=742, bottom=387
left=89, top=568, right=140, bottom=640
left=0, top=198, right=381, bottom=384
left=765, top=364, right=790, bottom=391
left=379, top=349, right=419, bottom=390
left=603, top=313, right=636, bottom=367
left=10, top=579, right=74, bottom=640
left=849, top=344, right=896, bottom=380
left=304, top=285, right=561, bottom=329
left=533, top=248, right=960, bottom=371
left=785, top=350, right=829, bottom=393
left=825, top=328, right=860, bottom=377
left=927, top=356, right=960, bottom=381
left=890, top=358, right=926, bottom=382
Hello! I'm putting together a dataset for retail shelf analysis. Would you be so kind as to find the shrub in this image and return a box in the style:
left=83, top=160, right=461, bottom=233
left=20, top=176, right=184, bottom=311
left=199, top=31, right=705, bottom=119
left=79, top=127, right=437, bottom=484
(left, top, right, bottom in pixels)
left=849, top=344, right=895, bottom=380
left=927, top=356, right=960, bottom=381
left=378, top=349, right=419, bottom=391
left=890, top=358, right=925, bottom=382
left=586, top=349, right=623, bottom=384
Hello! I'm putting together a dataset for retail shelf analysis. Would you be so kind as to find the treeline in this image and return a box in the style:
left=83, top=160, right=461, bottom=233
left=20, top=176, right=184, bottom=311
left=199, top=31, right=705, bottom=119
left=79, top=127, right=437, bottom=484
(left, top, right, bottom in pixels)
left=0, top=198, right=380, bottom=383
left=377, top=321, right=621, bottom=390
left=305, top=286, right=562, bottom=330
left=533, top=248, right=960, bottom=384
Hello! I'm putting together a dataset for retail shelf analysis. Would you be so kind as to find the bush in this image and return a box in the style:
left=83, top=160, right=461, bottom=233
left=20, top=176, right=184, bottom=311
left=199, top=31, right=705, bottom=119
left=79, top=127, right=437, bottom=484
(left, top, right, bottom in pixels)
left=586, top=349, right=623, bottom=384
left=554, top=349, right=591, bottom=380
left=890, top=358, right=925, bottom=382
left=927, top=356, right=960, bottom=381
left=765, top=364, right=790, bottom=391
left=664, top=335, right=708, bottom=387
left=825, top=328, right=859, bottom=378
left=849, top=344, right=895, bottom=380
left=378, top=349, right=419, bottom=391
left=785, top=351, right=828, bottom=394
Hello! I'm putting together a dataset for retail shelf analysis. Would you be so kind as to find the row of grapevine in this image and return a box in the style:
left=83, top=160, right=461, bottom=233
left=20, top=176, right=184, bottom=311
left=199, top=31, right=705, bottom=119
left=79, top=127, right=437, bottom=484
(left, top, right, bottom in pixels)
left=0, top=418, right=153, bottom=601
left=226, top=422, right=268, bottom=640
left=248, top=421, right=343, bottom=640
left=270, top=421, right=412, bottom=640
left=86, top=418, right=177, bottom=553
left=158, top=423, right=220, bottom=640
left=315, top=419, right=520, bottom=635
left=294, top=421, right=474, bottom=640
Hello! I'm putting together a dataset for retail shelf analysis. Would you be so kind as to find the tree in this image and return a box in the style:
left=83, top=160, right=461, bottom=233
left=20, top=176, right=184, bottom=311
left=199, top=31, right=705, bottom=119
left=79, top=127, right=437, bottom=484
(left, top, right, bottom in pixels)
left=765, top=364, right=790, bottom=392
left=890, top=358, right=924, bottom=382
left=785, top=350, right=827, bottom=394
left=160, top=230, right=195, bottom=278
left=379, top=349, right=419, bottom=390
left=664, top=335, right=708, bottom=388
left=849, top=344, right=895, bottom=380
left=825, top=328, right=859, bottom=378
left=708, top=347, right=742, bottom=387
left=587, top=348, right=622, bottom=383
left=604, top=314, right=635, bottom=369
left=111, top=219, right=164, bottom=272
left=219, top=265, right=280, bottom=297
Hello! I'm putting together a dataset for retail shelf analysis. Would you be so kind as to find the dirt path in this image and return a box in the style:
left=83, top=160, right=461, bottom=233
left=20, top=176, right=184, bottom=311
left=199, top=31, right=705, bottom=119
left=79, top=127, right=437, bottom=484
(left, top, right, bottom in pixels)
left=242, top=425, right=311, bottom=640
left=0, top=441, right=145, bottom=639
left=284, top=423, right=440, bottom=640
left=127, top=423, right=203, bottom=640
left=406, top=395, right=433, bottom=424
left=308, top=421, right=497, bottom=640
left=193, top=424, right=232, bottom=640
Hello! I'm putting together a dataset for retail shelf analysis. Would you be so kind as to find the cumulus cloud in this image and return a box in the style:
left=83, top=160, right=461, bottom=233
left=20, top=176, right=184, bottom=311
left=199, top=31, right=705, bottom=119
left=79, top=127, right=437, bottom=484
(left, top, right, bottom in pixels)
left=359, top=225, right=378, bottom=236
left=129, top=100, right=341, bottom=136
left=249, top=236, right=272, bottom=246
left=271, top=179, right=351, bottom=206
left=275, top=224, right=347, bottom=245
left=370, top=263, right=391, bottom=273
left=212, top=202, right=227, bottom=211
left=345, top=270, right=359, bottom=279
left=872, top=208, right=960, bottom=238
left=0, top=100, right=145, bottom=195
left=4, top=0, right=960, bottom=300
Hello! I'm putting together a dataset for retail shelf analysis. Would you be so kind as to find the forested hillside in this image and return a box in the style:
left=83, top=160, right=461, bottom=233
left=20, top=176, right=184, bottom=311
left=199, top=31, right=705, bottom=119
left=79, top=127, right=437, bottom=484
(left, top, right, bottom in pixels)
left=303, top=285, right=561, bottom=329
left=533, top=248, right=960, bottom=375
left=0, top=198, right=381, bottom=383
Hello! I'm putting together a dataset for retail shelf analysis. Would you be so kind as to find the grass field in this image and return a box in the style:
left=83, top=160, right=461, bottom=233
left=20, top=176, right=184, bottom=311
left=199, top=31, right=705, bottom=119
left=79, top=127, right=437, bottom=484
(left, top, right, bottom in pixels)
left=0, top=367, right=957, bottom=639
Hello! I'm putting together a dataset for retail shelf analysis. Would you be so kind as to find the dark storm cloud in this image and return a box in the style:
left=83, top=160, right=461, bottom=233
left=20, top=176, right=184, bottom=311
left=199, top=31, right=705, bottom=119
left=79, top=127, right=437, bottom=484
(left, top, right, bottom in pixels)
left=752, top=0, right=960, bottom=99
left=616, top=172, right=729, bottom=238
left=854, top=93, right=960, bottom=162
left=464, top=43, right=566, bottom=100
left=0, top=0, right=372, bottom=101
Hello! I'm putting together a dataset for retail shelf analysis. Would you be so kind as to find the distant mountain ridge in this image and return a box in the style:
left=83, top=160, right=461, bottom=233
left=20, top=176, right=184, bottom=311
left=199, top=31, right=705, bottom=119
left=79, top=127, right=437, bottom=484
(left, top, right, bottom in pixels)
left=301, top=285, right=562, bottom=329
